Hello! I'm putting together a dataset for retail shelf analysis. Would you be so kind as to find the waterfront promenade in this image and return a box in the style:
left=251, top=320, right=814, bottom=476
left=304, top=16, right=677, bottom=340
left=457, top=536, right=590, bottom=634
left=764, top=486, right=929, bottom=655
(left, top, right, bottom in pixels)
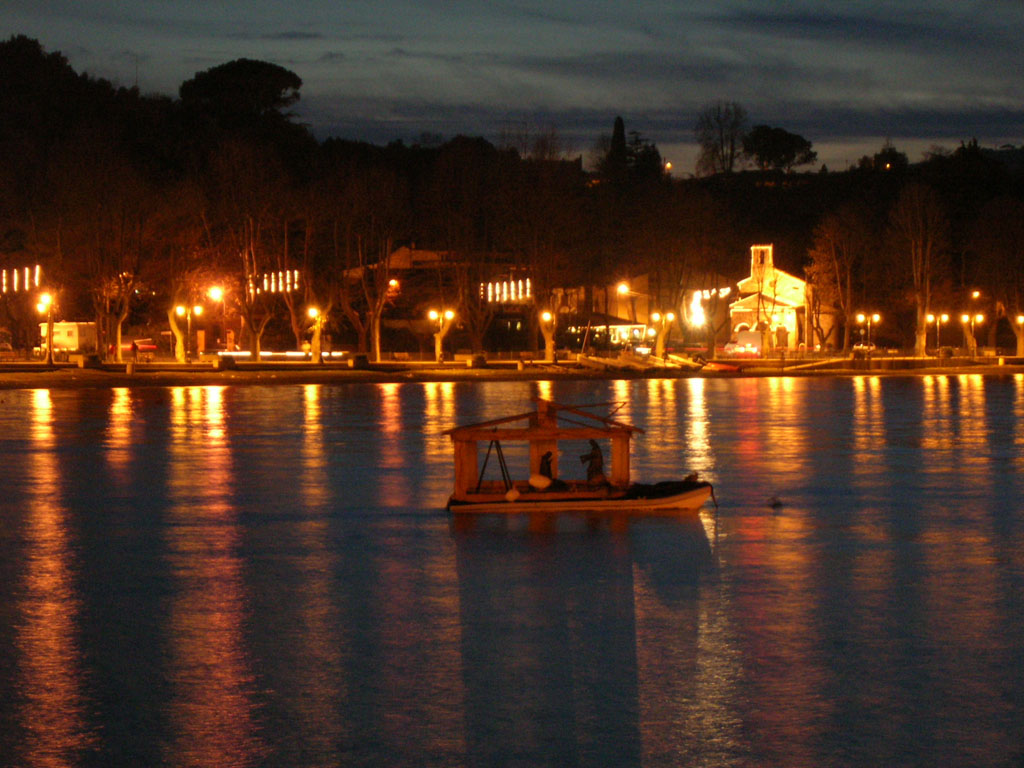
left=1, top=353, right=1021, bottom=389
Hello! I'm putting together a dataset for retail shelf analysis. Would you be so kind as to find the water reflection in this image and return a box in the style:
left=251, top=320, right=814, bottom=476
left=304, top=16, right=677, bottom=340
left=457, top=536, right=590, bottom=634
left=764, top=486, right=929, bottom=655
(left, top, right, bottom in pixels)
left=535, top=378, right=555, bottom=403
left=164, top=387, right=263, bottom=766
left=249, top=383, right=348, bottom=764
left=375, top=382, right=410, bottom=506
left=1015, top=375, right=1024, bottom=473
left=684, top=378, right=711, bottom=476
left=851, top=376, right=884, bottom=474
left=612, top=379, right=633, bottom=422
left=2, top=377, right=1023, bottom=767
left=14, top=389, right=97, bottom=767
left=956, top=375, right=991, bottom=484
left=422, top=381, right=456, bottom=446
left=759, top=376, right=810, bottom=481
left=452, top=517, right=715, bottom=765
left=366, top=528, right=468, bottom=763
left=300, top=384, right=328, bottom=509
left=105, top=387, right=134, bottom=484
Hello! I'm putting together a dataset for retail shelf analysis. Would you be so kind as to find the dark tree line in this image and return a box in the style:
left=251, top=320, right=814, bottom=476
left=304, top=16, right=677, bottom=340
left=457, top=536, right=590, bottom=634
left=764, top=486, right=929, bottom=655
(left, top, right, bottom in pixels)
left=3, top=36, right=1024, bottom=361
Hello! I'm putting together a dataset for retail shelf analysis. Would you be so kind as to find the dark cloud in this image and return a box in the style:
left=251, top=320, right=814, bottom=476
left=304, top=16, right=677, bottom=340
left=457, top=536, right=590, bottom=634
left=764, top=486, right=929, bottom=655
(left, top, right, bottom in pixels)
left=10, top=0, right=1024, bottom=169
left=262, top=31, right=323, bottom=41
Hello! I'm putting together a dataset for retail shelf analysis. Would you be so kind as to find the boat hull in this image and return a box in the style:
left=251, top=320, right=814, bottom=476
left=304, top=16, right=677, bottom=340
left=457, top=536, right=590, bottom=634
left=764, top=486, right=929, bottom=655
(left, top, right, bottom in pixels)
left=447, top=481, right=713, bottom=515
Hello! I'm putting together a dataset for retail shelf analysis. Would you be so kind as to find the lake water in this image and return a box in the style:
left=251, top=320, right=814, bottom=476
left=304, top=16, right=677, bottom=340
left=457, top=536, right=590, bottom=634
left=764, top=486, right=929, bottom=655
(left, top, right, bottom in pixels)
left=1, top=375, right=1022, bottom=767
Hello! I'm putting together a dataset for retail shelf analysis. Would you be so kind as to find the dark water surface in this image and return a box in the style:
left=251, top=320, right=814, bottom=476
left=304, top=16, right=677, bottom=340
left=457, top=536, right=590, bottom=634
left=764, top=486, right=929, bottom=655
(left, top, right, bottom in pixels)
left=1, top=376, right=1022, bottom=767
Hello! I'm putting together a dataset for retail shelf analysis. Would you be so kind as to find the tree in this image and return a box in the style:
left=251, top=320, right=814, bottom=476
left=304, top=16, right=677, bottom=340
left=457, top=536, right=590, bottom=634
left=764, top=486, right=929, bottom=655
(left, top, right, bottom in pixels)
left=498, top=149, right=585, bottom=361
left=326, top=159, right=408, bottom=361
left=694, top=101, right=747, bottom=176
left=970, top=197, right=1024, bottom=355
left=597, top=116, right=629, bottom=186
left=743, top=125, right=817, bottom=171
left=631, top=184, right=737, bottom=358
left=201, top=139, right=291, bottom=358
left=421, top=137, right=508, bottom=354
left=805, top=202, right=876, bottom=353
left=858, top=140, right=909, bottom=173
left=179, top=58, right=302, bottom=124
left=178, top=58, right=314, bottom=176
left=594, top=117, right=665, bottom=188
left=887, top=183, right=949, bottom=356
left=626, top=130, right=664, bottom=184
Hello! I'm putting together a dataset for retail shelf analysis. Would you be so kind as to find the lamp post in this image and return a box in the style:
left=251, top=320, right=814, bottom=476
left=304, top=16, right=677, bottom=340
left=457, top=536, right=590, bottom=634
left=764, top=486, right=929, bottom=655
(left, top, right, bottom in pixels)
left=208, top=286, right=227, bottom=348
left=428, top=308, right=455, bottom=362
left=926, top=312, right=948, bottom=355
left=539, top=310, right=555, bottom=362
left=961, top=312, right=985, bottom=357
left=175, top=304, right=203, bottom=363
left=36, top=292, right=54, bottom=365
left=649, top=310, right=676, bottom=358
left=616, top=281, right=638, bottom=323
left=856, top=312, right=881, bottom=350
left=307, top=306, right=325, bottom=364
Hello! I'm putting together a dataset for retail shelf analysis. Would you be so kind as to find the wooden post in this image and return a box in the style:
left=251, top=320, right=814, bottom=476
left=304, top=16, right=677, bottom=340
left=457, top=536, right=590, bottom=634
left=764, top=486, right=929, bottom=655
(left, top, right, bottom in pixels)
left=452, top=438, right=478, bottom=499
left=610, top=434, right=630, bottom=486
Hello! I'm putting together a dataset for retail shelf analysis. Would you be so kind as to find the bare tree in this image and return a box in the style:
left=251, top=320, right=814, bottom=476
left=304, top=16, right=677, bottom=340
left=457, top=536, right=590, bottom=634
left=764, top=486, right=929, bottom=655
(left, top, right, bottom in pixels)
left=694, top=101, right=748, bottom=176
left=324, top=162, right=407, bottom=361
left=970, top=197, right=1024, bottom=355
left=806, top=202, right=875, bottom=353
left=497, top=142, right=585, bottom=361
left=887, top=183, right=949, bottom=356
left=203, top=139, right=289, bottom=358
left=47, top=139, right=153, bottom=361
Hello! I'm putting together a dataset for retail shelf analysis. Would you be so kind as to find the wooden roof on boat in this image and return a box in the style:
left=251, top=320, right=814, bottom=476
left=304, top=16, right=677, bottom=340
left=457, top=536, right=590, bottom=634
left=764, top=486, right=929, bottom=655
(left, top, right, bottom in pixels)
left=444, top=398, right=643, bottom=442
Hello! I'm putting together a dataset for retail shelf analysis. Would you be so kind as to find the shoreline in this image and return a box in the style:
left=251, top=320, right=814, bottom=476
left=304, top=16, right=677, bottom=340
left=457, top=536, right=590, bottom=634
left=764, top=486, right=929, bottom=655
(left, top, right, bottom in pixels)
left=1, top=358, right=1022, bottom=389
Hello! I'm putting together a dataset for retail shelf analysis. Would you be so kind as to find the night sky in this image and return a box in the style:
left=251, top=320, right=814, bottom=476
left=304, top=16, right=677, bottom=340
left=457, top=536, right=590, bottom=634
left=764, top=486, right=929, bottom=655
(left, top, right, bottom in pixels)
left=8, top=1, right=1023, bottom=172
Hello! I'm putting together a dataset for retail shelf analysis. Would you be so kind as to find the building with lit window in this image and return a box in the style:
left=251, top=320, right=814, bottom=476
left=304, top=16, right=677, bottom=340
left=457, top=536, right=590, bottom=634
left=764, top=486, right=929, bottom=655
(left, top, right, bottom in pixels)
left=728, top=244, right=815, bottom=352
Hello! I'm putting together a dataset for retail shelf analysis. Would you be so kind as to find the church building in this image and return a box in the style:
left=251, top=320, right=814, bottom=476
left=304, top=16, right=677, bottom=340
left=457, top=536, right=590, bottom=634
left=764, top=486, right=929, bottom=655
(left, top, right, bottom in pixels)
left=728, top=244, right=813, bottom=352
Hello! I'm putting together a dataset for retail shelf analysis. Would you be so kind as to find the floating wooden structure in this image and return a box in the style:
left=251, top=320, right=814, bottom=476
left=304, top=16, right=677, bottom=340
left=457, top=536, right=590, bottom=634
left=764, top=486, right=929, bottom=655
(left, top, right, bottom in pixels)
left=444, top=398, right=713, bottom=514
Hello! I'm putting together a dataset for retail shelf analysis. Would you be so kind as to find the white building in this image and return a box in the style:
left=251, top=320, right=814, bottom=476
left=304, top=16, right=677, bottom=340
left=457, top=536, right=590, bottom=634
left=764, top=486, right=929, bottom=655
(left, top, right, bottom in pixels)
left=39, top=321, right=97, bottom=352
left=728, top=245, right=812, bottom=352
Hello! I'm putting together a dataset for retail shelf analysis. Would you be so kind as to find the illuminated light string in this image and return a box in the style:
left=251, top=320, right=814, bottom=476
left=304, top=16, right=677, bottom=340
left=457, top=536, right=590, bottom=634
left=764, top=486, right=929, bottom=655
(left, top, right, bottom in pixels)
left=1, top=265, right=43, bottom=294
left=253, top=270, right=302, bottom=295
left=484, top=278, right=531, bottom=303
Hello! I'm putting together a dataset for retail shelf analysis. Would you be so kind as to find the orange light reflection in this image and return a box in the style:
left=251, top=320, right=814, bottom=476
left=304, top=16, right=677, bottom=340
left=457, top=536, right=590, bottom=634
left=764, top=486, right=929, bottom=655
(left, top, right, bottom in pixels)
left=105, top=387, right=134, bottom=484
left=14, top=389, right=97, bottom=766
left=164, top=386, right=264, bottom=766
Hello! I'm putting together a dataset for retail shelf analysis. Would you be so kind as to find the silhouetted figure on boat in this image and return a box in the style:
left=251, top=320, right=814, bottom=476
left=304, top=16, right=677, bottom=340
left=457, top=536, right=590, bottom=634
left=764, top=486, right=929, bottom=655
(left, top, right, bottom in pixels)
left=540, top=450, right=555, bottom=479
left=580, top=440, right=607, bottom=484
left=537, top=450, right=569, bottom=491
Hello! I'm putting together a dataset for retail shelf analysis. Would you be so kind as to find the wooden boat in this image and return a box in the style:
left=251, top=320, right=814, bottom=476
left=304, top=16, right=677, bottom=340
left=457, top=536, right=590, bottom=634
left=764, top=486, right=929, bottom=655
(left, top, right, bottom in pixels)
left=444, top=398, right=713, bottom=514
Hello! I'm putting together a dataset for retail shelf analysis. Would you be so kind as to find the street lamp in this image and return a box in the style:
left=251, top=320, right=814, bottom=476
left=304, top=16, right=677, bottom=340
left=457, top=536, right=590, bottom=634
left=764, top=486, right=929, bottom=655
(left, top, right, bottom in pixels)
left=175, top=304, right=203, bottom=363
left=616, top=281, right=639, bottom=323
left=36, top=291, right=54, bottom=365
left=961, top=312, right=985, bottom=357
left=428, top=308, right=455, bottom=362
left=307, top=306, right=325, bottom=363
left=856, top=312, right=881, bottom=349
left=539, top=310, right=556, bottom=362
left=649, top=310, right=676, bottom=358
left=926, top=312, right=948, bottom=355
left=207, top=285, right=228, bottom=348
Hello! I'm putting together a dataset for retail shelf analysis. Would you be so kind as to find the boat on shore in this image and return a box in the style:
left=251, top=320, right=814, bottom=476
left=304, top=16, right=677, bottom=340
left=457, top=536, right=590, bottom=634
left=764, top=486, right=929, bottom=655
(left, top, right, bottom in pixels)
left=444, top=397, right=714, bottom=515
